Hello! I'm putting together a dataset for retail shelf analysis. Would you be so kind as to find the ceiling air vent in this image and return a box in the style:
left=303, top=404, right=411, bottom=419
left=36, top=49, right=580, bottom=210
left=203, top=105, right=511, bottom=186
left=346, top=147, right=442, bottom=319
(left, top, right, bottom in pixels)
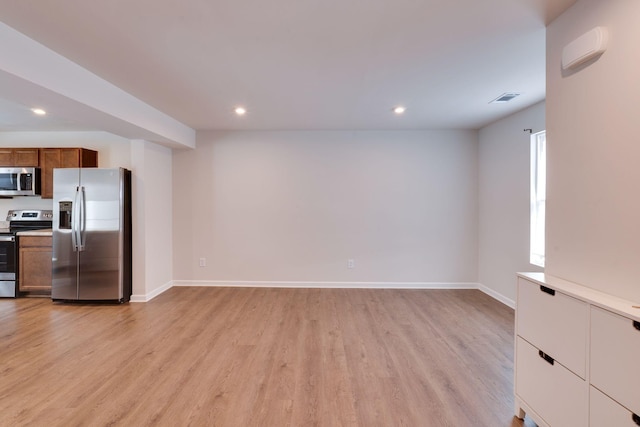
left=490, top=92, right=521, bottom=103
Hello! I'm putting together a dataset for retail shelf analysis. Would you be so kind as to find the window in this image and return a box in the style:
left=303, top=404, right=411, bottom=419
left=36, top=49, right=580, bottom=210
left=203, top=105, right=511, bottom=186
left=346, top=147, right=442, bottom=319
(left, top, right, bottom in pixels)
left=530, top=131, right=546, bottom=267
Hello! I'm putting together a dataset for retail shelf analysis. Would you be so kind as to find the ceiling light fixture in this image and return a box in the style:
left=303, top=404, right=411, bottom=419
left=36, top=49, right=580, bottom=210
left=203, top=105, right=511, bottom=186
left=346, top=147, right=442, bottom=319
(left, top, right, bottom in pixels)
left=234, top=107, right=247, bottom=116
left=393, top=106, right=406, bottom=114
left=31, top=108, right=47, bottom=116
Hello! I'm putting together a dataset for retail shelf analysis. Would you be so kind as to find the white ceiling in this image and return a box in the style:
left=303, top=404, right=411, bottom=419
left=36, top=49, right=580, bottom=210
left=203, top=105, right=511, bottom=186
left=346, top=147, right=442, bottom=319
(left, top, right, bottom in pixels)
left=0, top=97, right=91, bottom=132
left=0, top=0, right=576, bottom=132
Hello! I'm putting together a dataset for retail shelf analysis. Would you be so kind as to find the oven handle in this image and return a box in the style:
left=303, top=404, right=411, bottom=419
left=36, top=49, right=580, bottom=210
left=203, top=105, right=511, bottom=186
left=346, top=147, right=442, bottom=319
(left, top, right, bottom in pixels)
left=0, top=235, right=14, bottom=242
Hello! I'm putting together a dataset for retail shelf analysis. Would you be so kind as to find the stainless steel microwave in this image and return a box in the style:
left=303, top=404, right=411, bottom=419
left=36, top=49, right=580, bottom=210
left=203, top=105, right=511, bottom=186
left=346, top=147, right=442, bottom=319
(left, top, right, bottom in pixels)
left=0, top=167, right=41, bottom=196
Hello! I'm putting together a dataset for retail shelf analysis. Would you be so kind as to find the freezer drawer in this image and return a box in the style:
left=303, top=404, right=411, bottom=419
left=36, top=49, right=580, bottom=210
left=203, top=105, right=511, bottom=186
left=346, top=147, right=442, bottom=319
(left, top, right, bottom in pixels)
left=0, top=280, right=16, bottom=297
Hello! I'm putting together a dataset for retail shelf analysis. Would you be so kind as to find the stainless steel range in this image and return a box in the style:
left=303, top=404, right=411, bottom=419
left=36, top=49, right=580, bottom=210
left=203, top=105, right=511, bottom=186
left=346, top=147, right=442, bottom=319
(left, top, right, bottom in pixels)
left=0, top=209, right=53, bottom=297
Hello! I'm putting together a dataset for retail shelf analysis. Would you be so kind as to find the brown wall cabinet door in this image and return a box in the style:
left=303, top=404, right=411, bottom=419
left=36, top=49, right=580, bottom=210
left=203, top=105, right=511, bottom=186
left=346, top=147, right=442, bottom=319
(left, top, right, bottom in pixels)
left=39, top=148, right=98, bottom=199
left=13, top=149, right=40, bottom=166
left=39, top=149, right=62, bottom=200
left=0, top=148, right=39, bottom=166
left=0, top=148, right=13, bottom=165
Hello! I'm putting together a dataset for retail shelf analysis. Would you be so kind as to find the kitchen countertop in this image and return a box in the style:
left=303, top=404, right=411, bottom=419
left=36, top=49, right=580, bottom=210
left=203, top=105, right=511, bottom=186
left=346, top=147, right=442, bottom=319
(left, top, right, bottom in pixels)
left=16, top=228, right=53, bottom=237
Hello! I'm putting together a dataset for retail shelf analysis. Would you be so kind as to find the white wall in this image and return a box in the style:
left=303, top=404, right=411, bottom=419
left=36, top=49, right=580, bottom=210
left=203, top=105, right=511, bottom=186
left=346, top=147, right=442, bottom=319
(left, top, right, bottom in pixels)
left=546, top=0, right=640, bottom=302
left=130, top=140, right=173, bottom=300
left=0, top=131, right=131, bottom=216
left=478, top=102, right=545, bottom=306
left=173, top=130, right=479, bottom=286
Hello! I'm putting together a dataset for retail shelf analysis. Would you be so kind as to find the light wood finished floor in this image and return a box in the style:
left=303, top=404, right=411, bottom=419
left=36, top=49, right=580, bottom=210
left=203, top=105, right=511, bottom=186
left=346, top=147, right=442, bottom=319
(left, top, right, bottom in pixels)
left=0, top=288, right=536, bottom=426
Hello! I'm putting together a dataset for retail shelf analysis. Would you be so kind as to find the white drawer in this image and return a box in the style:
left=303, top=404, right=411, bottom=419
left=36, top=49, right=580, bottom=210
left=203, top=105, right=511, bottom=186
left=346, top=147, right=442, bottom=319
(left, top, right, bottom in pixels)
left=590, top=306, right=640, bottom=415
left=516, top=277, right=588, bottom=378
left=590, top=386, right=640, bottom=427
left=515, top=337, right=588, bottom=427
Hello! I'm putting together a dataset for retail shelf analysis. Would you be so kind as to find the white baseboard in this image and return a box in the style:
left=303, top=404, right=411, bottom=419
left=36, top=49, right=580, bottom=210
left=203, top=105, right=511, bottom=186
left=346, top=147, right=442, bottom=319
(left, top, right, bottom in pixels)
left=130, top=280, right=173, bottom=302
left=133, top=280, right=513, bottom=308
left=478, top=284, right=515, bottom=309
left=172, top=280, right=480, bottom=290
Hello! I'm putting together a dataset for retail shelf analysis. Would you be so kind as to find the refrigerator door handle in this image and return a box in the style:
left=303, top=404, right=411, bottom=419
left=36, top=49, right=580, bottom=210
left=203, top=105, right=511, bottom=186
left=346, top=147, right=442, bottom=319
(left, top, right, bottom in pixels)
left=72, top=186, right=80, bottom=251
left=78, top=186, right=86, bottom=251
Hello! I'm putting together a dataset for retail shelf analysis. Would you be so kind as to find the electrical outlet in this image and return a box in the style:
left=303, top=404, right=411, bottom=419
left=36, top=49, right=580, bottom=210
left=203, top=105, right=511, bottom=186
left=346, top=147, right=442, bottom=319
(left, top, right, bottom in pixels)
left=347, top=259, right=355, bottom=269
left=199, top=258, right=206, bottom=267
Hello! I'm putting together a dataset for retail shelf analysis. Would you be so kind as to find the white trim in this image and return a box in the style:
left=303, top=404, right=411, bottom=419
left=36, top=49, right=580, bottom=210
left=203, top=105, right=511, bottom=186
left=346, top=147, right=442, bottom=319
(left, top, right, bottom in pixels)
left=172, top=280, right=480, bottom=290
left=530, top=130, right=546, bottom=268
left=131, top=280, right=515, bottom=308
left=130, top=280, right=173, bottom=302
left=130, top=295, right=148, bottom=303
left=478, top=284, right=515, bottom=309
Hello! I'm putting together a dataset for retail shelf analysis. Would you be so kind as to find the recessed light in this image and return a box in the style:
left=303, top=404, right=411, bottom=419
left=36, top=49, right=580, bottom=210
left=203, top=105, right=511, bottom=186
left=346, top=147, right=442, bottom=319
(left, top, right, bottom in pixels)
left=489, top=93, right=521, bottom=104
left=393, top=106, right=406, bottom=114
left=31, top=108, right=46, bottom=116
left=234, top=107, right=247, bottom=116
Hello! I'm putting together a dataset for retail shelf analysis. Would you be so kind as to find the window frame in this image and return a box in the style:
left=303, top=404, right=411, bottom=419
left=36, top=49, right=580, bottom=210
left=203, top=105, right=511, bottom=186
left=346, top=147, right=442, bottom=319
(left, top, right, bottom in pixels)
left=530, top=130, right=546, bottom=268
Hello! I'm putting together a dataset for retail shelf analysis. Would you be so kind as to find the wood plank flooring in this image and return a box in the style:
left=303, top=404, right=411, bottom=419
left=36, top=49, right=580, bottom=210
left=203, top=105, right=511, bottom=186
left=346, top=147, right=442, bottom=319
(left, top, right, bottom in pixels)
left=0, top=288, right=535, bottom=426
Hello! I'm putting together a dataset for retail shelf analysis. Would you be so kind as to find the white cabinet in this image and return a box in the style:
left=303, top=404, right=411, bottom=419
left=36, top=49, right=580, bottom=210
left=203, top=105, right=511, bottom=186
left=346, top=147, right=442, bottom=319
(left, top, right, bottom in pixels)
left=515, top=273, right=640, bottom=427
left=590, top=386, right=639, bottom=427
left=516, top=337, right=587, bottom=427
left=591, top=306, right=640, bottom=417
left=516, top=277, right=588, bottom=378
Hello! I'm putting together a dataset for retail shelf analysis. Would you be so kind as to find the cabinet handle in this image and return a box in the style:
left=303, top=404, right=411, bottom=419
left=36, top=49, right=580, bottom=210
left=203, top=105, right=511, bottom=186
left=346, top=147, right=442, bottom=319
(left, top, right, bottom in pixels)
left=538, top=350, right=555, bottom=365
left=540, top=285, right=555, bottom=296
left=632, top=413, right=640, bottom=426
left=634, top=321, right=640, bottom=331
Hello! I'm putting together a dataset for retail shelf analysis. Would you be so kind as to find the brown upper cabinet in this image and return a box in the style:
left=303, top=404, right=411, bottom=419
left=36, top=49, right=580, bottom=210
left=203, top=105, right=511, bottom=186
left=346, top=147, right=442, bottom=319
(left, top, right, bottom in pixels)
left=39, top=148, right=98, bottom=199
left=0, top=148, right=40, bottom=166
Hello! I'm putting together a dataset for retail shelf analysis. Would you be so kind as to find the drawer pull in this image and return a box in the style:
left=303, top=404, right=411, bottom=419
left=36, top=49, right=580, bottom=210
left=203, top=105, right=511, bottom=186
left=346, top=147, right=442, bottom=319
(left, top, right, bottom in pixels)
left=538, top=350, right=554, bottom=365
left=634, top=320, right=640, bottom=331
left=540, top=285, right=555, bottom=296
left=633, top=413, right=640, bottom=426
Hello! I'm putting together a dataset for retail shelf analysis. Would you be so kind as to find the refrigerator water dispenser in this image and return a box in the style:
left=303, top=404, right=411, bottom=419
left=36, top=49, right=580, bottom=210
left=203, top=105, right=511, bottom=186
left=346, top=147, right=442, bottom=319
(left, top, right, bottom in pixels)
left=59, top=201, right=72, bottom=230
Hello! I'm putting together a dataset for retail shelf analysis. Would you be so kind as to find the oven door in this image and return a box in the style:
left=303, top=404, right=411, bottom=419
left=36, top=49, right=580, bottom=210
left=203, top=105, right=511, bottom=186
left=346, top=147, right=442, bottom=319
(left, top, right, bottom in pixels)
left=0, top=234, right=16, bottom=297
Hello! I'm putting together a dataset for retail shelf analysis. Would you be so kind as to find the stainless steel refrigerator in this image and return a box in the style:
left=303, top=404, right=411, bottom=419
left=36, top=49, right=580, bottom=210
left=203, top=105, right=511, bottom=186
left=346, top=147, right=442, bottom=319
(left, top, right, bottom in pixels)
left=52, top=168, right=132, bottom=303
